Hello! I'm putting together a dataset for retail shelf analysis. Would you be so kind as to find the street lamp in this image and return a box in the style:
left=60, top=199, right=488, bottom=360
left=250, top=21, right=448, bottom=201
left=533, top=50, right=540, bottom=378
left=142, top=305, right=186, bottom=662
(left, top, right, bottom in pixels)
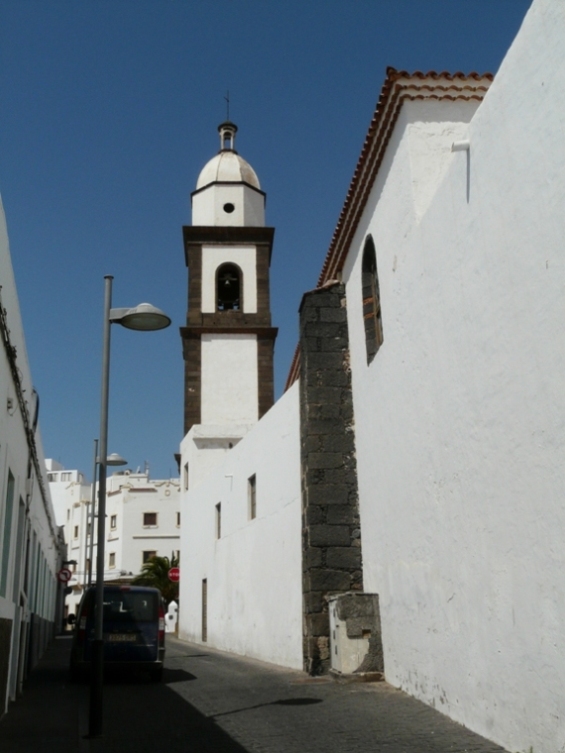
left=89, top=275, right=170, bottom=738
left=83, top=441, right=127, bottom=588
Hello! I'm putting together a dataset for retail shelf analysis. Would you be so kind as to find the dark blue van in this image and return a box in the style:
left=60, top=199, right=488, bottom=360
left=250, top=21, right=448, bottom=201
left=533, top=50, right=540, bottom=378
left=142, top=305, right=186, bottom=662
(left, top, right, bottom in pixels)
left=69, top=585, right=165, bottom=682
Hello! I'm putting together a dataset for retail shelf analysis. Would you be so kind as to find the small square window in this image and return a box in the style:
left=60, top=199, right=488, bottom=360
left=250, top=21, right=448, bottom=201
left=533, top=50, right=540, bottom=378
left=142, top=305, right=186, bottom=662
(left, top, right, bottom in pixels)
left=143, top=550, right=157, bottom=564
left=110, top=515, right=117, bottom=529
left=109, top=552, right=116, bottom=568
left=248, top=474, right=257, bottom=520
left=143, top=512, right=157, bottom=527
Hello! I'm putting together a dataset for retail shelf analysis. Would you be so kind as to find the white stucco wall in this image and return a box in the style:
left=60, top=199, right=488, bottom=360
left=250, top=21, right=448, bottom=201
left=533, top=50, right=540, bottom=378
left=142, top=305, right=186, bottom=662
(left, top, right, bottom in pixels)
left=342, top=2, right=565, bottom=752
left=201, top=333, right=259, bottom=424
left=201, top=244, right=257, bottom=313
left=179, top=382, right=302, bottom=669
left=0, top=198, right=63, bottom=709
left=181, top=423, right=251, bottom=490
left=192, top=184, right=265, bottom=227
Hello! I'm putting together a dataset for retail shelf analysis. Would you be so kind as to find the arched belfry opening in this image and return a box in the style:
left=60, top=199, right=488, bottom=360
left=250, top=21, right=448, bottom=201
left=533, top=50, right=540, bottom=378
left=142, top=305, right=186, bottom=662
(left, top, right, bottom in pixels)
left=219, top=121, right=237, bottom=152
left=216, top=263, right=242, bottom=311
left=361, top=235, right=383, bottom=364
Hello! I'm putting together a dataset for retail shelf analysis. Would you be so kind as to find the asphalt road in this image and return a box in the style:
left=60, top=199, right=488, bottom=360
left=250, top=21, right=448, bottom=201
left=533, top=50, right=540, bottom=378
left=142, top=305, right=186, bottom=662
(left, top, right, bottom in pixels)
left=0, top=635, right=508, bottom=753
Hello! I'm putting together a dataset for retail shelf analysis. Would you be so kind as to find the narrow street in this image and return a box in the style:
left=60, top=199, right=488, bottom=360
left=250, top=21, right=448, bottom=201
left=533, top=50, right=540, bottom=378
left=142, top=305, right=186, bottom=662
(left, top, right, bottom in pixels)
left=0, top=635, right=508, bottom=753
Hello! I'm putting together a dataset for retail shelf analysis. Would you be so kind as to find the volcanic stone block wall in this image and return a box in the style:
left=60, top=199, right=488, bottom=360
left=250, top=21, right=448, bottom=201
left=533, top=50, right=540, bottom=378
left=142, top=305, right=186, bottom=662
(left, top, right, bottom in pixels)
left=299, top=281, right=363, bottom=675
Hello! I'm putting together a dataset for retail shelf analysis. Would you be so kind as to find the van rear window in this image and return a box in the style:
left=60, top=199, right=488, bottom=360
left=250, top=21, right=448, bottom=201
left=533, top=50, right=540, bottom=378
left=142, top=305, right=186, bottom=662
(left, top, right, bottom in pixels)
left=101, top=592, right=158, bottom=622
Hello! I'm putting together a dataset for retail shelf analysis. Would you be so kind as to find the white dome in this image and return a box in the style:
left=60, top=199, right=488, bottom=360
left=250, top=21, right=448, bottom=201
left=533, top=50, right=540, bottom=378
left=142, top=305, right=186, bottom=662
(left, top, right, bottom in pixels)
left=196, top=151, right=261, bottom=191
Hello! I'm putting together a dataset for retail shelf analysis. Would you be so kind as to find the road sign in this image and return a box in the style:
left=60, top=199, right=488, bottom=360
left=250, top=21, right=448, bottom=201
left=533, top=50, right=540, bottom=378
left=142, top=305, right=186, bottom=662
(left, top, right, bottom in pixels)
left=57, top=567, right=72, bottom=584
left=168, top=567, right=180, bottom=583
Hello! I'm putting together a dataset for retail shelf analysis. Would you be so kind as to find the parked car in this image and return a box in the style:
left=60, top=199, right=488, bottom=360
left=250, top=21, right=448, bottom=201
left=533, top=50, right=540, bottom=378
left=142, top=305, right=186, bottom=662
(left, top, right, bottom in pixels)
left=69, top=584, right=165, bottom=682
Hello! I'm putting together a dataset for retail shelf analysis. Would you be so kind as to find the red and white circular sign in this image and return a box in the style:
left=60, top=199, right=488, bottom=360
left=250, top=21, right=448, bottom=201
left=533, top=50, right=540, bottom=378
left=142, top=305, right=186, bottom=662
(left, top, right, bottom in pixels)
left=57, top=567, right=72, bottom=584
left=168, top=567, right=180, bottom=583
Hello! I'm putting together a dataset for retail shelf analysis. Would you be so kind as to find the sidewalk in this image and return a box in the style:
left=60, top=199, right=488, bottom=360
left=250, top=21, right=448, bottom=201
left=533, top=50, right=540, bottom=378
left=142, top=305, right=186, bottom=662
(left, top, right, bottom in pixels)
left=0, top=634, right=509, bottom=753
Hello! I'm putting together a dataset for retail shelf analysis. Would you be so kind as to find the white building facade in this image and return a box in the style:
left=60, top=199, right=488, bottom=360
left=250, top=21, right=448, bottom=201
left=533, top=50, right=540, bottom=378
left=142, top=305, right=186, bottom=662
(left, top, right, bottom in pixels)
left=179, top=2, right=564, bottom=752
left=46, top=465, right=180, bottom=615
left=326, top=3, right=565, bottom=750
left=105, top=470, right=180, bottom=584
left=0, top=199, right=65, bottom=718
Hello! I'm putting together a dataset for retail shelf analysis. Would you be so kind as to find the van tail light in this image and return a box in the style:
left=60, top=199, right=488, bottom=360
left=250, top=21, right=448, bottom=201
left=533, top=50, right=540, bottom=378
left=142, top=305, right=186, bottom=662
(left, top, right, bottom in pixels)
left=158, top=604, right=165, bottom=644
left=78, top=602, right=89, bottom=641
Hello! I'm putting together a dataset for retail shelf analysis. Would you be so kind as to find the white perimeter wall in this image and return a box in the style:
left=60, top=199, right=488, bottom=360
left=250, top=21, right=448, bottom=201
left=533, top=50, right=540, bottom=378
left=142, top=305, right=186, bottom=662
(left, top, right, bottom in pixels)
left=179, top=382, right=302, bottom=669
left=342, top=2, right=565, bottom=752
left=201, top=334, right=258, bottom=424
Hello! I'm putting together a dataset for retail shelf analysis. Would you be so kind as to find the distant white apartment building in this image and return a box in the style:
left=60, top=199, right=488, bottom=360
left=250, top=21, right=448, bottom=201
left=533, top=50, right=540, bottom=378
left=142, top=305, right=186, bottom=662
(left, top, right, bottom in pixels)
left=46, top=462, right=180, bottom=615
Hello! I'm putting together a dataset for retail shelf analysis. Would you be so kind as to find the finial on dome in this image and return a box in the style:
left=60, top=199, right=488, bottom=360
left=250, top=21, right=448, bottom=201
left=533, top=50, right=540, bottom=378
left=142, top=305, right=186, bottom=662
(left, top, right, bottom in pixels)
left=218, top=121, right=238, bottom=153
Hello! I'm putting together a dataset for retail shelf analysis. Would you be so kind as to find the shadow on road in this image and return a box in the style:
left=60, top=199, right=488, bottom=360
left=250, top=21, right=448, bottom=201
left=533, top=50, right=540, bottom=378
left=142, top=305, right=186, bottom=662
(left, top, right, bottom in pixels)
left=0, top=637, right=253, bottom=753
left=212, top=696, right=323, bottom=718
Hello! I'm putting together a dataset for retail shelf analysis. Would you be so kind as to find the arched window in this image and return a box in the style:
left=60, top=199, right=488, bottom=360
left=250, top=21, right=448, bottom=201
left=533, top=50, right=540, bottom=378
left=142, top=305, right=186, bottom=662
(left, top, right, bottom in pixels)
left=361, top=236, right=383, bottom=363
left=216, top=263, right=242, bottom=311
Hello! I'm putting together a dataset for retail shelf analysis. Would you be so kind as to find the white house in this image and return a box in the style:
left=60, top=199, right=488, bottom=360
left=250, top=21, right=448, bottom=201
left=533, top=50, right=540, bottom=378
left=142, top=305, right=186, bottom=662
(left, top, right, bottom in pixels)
left=46, top=464, right=180, bottom=616
left=104, top=470, right=181, bottom=585
left=179, top=2, right=564, bottom=752
left=0, top=198, right=65, bottom=718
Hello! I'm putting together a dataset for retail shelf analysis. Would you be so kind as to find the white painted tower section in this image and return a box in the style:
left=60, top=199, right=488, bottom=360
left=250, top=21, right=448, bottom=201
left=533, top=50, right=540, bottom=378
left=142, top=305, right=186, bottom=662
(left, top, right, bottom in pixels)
left=192, top=122, right=266, bottom=227
left=182, top=122, right=270, bottom=490
left=201, top=334, right=258, bottom=424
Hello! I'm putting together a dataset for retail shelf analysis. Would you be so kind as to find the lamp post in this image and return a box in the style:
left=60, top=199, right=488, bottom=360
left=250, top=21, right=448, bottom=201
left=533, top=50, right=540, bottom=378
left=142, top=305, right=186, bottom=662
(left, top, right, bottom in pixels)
left=84, top=441, right=127, bottom=588
left=89, top=275, right=170, bottom=738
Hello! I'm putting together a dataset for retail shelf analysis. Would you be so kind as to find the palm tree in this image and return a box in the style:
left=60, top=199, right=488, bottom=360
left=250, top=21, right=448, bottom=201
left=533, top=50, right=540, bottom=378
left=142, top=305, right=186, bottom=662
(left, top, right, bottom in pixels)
left=132, top=553, right=179, bottom=603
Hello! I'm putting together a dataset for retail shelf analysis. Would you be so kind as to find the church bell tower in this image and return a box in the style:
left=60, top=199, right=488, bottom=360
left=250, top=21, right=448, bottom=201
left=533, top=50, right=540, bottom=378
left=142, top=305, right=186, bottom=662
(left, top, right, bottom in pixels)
left=181, top=122, right=277, bottom=462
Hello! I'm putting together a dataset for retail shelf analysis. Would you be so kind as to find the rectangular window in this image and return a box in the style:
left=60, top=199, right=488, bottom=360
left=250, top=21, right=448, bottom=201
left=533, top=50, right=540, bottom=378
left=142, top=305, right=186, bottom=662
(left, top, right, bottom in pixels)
left=202, top=579, right=208, bottom=642
left=61, top=472, right=71, bottom=481
left=176, top=512, right=181, bottom=527
left=143, top=512, right=157, bottom=527
left=183, top=462, right=189, bottom=491
left=67, top=509, right=70, bottom=520
left=73, top=525, right=79, bottom=539
left=0, top=471, right=15, bottom=597
left=248, top=474, right=257, bottom=520
left=12, top=499, right=26, bottom=601
left=109, top=552, right=115, bottom=568
left=215, top=503, right=221, bottom=539
left=142, top=550, right=157, bottom=564
left=110, top=515, right=117, bottom=529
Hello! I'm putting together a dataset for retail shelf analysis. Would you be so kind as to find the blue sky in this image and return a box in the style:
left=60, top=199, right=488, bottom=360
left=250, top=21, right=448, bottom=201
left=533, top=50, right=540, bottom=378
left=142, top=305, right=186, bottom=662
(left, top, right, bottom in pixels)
left=0, top=0, right=532, bottom=481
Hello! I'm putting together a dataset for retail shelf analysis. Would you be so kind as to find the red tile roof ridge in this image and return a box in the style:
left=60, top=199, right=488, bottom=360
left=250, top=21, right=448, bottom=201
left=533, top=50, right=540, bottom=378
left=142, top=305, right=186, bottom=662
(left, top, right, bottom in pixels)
left=318, top=67, right=493, bottom=286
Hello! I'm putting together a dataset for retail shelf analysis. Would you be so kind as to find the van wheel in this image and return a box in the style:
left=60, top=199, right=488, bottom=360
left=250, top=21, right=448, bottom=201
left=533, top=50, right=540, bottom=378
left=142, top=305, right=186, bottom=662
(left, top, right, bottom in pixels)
left=149, top=667, right=163, bottom=682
